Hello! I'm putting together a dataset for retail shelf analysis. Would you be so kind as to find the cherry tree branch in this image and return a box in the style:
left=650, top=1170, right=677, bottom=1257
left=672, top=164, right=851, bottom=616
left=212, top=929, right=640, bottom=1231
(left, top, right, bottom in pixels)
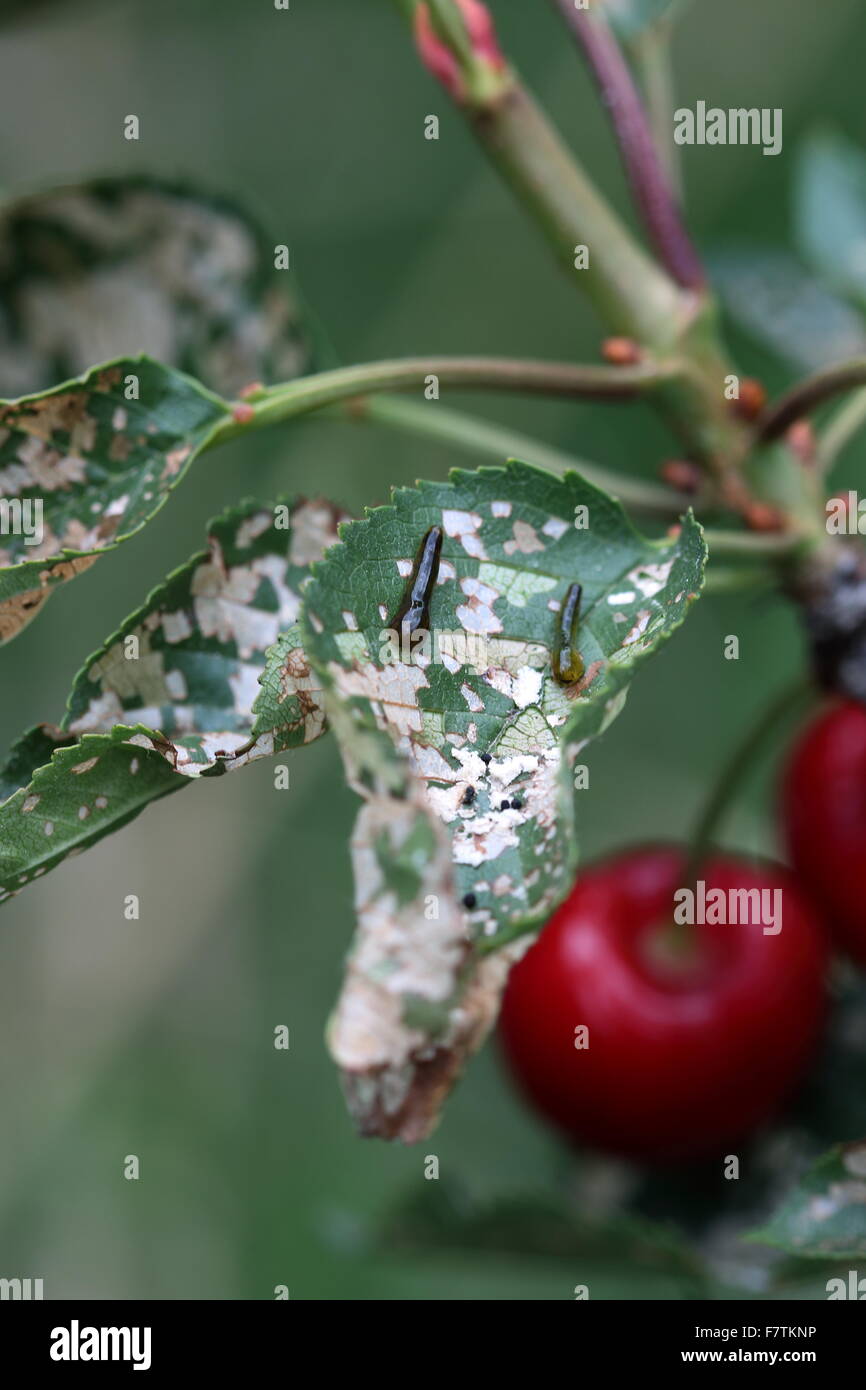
left=756, top=358, right=866, bottom=444
left=551, top=0, right=703, bottom=290
left=394, top=0, right=684, bottom=344
left=210, top=355, right=676, bottom=446
left=627, top=14, right=682, bottom=199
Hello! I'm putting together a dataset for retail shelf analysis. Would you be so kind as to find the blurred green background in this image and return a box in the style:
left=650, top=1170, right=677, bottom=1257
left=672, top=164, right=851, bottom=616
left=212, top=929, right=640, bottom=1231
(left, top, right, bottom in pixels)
left=1, top=0, right=865, bottom=1300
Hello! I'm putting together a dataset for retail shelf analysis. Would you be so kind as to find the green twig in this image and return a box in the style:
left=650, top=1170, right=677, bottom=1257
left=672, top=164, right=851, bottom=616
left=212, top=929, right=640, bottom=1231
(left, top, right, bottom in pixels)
left=472, top=84, right=684, bottom=343
left=392, top=1, right=683, bottom=343
left=355, top=393, right=689, bottom=514
left=208, top=356, right=675, bottom=447
left=551, top=0, right=703, bottom=289
left=757, top=358, right=866, bottom=444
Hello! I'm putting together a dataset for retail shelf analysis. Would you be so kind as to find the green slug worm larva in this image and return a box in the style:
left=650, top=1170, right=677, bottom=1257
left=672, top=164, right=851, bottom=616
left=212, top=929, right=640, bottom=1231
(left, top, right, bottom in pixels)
left=391, top=524, right=443, bottom=635
left=552, top=581, right=585, bottom=684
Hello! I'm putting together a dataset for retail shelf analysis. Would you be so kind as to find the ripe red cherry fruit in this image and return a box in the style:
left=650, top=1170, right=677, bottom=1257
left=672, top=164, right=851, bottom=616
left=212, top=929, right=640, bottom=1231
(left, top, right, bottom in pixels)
left=782, top=699, right=866, bottom=967
left=498, top=847, right=828, bottom=1163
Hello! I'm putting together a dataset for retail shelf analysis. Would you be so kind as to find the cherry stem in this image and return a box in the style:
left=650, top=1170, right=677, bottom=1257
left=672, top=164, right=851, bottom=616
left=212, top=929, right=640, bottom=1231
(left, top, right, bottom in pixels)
left=551, top=0, right=704, bottom=290
left=682, top=680, right=814, bottom=891
left=756, top=357, right=866, bottom=444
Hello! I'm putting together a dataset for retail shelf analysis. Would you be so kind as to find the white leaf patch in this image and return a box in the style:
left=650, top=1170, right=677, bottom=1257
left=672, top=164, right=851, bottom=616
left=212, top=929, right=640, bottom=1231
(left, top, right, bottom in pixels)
left=442, top=509, right=487, bottom=560
left=628, top=558, right=675, bottom=598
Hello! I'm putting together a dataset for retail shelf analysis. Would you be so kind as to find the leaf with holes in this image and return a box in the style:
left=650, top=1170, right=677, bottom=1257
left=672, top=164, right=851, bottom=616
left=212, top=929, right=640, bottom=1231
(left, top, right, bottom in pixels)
left=0, top=176, right=311, bottom=400
left=0, top=495, right=341, bottom=898
left=749, top=1142, right=866, bottom=1261
left=301, top=459, right=705, bottom=1140
left=0, top=355, right=229, bottom=644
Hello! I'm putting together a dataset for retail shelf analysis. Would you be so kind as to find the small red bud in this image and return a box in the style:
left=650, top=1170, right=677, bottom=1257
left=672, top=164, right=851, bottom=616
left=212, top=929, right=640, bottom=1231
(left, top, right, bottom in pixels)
left=744, top=501, right=785, bottom=533
left=238, top=381, right=264, bottom=400
left=601, top=337, right=642, bottom=366
left=732, top=377, right=767, bottom=421
left=786, top=419, right=816, bottom=464
left=414, top=0, right=505, bottom=101
left=414, top=5, right=463, bottom=98
left=231, top=402, right=255, bottom=424
left=459, top=0, right=505, bottom=69
left=659, top=460, right=702, bottom=494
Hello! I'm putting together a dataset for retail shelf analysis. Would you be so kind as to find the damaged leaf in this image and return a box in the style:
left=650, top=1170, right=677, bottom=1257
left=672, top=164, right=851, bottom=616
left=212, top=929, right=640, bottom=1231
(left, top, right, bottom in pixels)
left=750, top=1143, right=866, bottom=1260
left=0, top=726, right=188, bottom=903
left=0, top=496, right=342, bottom=896
left=302, top=459, right=705, bottom=1139
left=0, top=176, right=310, bottom=399
left=62, top=496, right=339, bottom=773
left=0, top=356, right=228, bottom=643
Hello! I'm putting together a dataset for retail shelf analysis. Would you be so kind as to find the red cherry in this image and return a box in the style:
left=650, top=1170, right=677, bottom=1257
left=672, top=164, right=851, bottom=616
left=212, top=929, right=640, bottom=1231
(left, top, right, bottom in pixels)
left=498, top=847, right=828, bottom=1163
left=783, top=699, right=866, bottom=967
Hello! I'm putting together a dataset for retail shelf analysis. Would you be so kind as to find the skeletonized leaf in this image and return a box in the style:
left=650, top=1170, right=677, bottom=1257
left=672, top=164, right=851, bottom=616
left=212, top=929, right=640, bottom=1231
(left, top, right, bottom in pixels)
left=711, top=245, right=866, bottom=371
left=796, top=131, right=866, bottom=309
left=0, top=356, right=228, bottom=643
left=0, top=496, right=341, bottom=896
left=0, top=177, right=310, bottom=399
left=750, top=1142, right=866, bottom=1260
left=302, top=459, right=705, bottom=1139
left=62, top=496, right=340, bottom=772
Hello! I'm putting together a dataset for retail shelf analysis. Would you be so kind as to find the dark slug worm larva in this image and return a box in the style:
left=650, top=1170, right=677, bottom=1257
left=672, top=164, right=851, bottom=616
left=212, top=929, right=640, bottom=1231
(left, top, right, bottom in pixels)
left=552, top=581, right=585, bottom=685
left=391, top=525, right=443, bottom=635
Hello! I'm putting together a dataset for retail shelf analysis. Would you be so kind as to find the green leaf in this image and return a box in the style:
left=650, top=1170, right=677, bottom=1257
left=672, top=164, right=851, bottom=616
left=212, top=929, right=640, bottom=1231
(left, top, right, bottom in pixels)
left=602, top=0, right=687, bottom=40
left=0, top=724, right=72, bottom=805
left=0, top=496, right=341, bottom=897
left=0, top=727, right=188, bottom=904
left=796, top=131, right=866, bottom=309
left=302, top=459, right=705, bottom=1139
left=0, top=176, right=310, bottom=399
left=0, top=356, right=228, bottom=643
left=711, top=245, right=866, bottom=371
left=749, top=1142, right=866, bottom=1260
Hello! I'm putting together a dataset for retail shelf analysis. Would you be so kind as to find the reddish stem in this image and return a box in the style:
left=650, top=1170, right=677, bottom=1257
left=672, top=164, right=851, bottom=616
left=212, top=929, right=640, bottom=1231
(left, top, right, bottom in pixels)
left=553, top=0, right=704, bottom=292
